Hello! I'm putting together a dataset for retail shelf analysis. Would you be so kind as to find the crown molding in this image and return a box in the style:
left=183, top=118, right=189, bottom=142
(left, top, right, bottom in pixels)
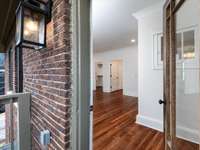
left=133, top=2, right=164, bottom=20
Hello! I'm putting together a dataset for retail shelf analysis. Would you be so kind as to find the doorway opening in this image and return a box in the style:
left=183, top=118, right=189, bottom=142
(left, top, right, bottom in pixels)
left=110, top=60, right=123, bottom=92
left=95, top=62, right=103, bottom=91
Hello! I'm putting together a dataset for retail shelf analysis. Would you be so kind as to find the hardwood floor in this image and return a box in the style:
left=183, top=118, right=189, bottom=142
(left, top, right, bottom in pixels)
left=93, top=88, right=198, bottom=150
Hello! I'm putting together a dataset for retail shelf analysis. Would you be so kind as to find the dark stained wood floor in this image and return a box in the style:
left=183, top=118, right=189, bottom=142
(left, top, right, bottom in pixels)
left=93, top=88, right=199, bottom=150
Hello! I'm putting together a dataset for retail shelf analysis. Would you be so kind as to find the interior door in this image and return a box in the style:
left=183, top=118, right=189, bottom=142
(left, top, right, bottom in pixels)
left=175, top=0, right=200, bottom=149
left=110, top=60, right=122, bottom=92
left=110, top=62, right=120, bottom=91
left=163, top=0, right=200, bottom=150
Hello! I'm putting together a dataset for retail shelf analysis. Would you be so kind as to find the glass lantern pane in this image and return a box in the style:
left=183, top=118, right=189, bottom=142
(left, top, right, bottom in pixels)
left=16, top=7, right=22, bottom=46
left=23, top=8, right=45, bottom=46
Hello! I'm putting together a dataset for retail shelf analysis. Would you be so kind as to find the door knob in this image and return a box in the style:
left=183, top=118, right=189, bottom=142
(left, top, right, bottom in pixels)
left=159, top=99, right=166, bottom=105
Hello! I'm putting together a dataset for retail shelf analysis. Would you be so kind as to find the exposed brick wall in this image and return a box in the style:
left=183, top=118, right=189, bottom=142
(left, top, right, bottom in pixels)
left=4, top=43, right=17, bottom=93
left=4, top=51, right=9, bottom=144
left=23, top=0, right=72, bottom=149
left=4, top=52, right=9, bottom=93
left=4, top=42, right=17, bottom=144
left=4, top=0, right=72, bottom=149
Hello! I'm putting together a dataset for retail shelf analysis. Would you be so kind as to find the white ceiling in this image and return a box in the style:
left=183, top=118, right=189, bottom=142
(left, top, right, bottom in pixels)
left=92, top=0, right=162, bottom=52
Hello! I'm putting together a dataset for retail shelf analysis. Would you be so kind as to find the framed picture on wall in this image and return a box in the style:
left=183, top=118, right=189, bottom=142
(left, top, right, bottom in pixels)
left=153, top=25, right=198, bottom=70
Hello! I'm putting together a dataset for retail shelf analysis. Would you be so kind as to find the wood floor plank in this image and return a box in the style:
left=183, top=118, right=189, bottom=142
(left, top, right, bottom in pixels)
left=93, top=88, right=198, bottom=150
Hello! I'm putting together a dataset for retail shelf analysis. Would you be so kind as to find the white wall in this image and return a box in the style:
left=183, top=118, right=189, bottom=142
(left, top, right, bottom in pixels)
left=93, top=46, right=138, bottom=97
left=135, top=0, right=200, bottom=144
left=134, top=1, right=164, bottom=135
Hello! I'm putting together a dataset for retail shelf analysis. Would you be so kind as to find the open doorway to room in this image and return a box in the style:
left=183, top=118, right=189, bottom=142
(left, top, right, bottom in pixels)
left=95, top=62, right=103, bottom=91
left=91, top=0, right=139, bottom=149
left=110, top=60, right=123, bottom=92
left=89, top=0, right=200, bottom=149
left=94, top=60, right=123, bottom=93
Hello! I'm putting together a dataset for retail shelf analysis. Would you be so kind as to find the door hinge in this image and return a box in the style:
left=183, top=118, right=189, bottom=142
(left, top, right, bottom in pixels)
left=90, top=105, right=93, bottom=112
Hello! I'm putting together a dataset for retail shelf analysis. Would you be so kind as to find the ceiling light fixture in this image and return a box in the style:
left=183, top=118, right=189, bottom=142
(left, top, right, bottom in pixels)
left=131, top=39, right=136, bottom=43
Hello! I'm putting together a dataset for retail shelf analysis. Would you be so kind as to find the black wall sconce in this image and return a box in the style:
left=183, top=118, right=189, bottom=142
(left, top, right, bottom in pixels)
left=16, top=0, right=52, bottom=50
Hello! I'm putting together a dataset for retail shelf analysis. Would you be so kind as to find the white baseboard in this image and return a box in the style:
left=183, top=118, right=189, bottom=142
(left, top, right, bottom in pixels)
left=136, top=115, right=199, bottom=144
left=176, top=125, right=199, bottom=144
left=123, top=90, right=138, bottom=97
left=136, top=115, right=163, bottom=132
left=103, top=89, right=111, bottom=93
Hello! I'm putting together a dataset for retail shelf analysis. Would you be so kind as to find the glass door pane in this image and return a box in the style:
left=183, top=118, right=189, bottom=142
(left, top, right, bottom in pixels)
left=175, top=0, right=200, bottom=149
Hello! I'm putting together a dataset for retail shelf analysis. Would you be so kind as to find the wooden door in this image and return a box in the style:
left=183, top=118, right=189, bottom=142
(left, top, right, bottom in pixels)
left=163, top=0, right=186, bottom=149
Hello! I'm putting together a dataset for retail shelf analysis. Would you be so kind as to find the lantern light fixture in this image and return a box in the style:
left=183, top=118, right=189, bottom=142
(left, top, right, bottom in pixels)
left=16, top=0, right=52, bottom=50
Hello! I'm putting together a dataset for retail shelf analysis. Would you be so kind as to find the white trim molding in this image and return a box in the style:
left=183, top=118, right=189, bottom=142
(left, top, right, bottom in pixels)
left=136, top=115, right=200, bottom=144
left=136, top=115, right=163, bottom=132
left=132, top=2, right=164, bottom=20
left=123, top=90, right=138, bottom=97
left=71, top=0, right=91, bottom=149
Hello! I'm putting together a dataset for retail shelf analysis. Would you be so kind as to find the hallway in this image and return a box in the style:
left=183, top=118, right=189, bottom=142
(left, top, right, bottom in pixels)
left=93, top=88, right=198, bottom=150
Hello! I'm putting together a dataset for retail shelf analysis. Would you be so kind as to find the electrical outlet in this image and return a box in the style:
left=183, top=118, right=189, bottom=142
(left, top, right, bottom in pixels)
left=40, top=130, right=50, bottom=146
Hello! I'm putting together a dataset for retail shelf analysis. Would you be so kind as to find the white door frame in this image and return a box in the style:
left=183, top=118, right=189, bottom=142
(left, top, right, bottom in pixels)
left=71, top=0, right=91, bottom=150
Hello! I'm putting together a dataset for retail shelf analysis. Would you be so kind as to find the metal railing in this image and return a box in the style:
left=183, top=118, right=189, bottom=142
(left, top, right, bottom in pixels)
left=0, top=93, right=31, bottom=150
